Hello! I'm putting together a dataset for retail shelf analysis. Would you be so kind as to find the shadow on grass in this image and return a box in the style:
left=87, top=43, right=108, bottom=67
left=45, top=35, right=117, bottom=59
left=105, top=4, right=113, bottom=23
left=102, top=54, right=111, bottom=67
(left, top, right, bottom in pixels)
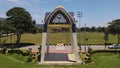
left=0, top=43, right=35, bottom=48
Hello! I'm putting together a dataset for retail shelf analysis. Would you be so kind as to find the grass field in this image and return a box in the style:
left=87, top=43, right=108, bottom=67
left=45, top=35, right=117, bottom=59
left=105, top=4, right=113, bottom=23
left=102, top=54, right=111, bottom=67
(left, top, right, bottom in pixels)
left=2, top=32, right=117, bottom=44
left=0, top=53, right=120, bottom=68
left=0, top=32, right=119, bottom=68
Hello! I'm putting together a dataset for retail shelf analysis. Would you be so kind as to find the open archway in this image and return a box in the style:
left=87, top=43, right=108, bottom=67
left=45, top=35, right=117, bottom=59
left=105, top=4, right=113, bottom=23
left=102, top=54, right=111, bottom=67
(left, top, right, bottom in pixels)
left=41, top=6, right=81, bottom=63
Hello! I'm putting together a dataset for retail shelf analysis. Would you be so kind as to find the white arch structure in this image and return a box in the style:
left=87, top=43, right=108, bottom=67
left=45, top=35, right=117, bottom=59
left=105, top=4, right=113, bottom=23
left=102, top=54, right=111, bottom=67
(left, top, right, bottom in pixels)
left=41, top=6, right=80, bottom=63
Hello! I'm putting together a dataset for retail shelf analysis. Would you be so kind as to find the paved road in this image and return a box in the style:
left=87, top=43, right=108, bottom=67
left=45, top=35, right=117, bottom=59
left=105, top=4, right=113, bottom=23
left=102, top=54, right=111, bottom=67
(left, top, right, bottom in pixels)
left=19, top=45, right=107, bottom=52
left=20, top=45, right=40, bottom=50
left=80, top=45, right=106, bottom=51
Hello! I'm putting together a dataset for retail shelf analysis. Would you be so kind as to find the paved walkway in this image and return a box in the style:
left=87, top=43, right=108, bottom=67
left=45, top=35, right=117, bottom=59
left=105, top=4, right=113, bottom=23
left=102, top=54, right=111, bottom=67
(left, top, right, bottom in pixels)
left=47, top=46, right=72, bottom=53
left=20, top=45, right=80, bottom=62
left=44, top=46, right=79, bottom=62
left=19, top=45, right=108, bottom=54
left=20, top=45, right=40, bottom=50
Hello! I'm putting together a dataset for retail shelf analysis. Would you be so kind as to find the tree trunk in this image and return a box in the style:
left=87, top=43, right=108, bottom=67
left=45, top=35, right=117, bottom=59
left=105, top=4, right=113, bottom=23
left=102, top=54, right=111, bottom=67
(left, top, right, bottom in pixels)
left=16, top=33, right=21, bottom=46
left=10, top=33, right=12, bottom=44
left=118, top=34, right=120, bottom=44
left=105, top=41, right=106, bottom=49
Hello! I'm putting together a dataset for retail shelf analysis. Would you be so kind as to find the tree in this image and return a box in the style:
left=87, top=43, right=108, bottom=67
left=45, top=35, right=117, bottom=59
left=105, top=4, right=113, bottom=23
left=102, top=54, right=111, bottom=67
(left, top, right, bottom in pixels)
left=1, top=20, right=16, bottom=45
left=6, top=7, right=35, bottom=44
left=90, top=26, right=96, bottom=32
left=107, top=19, right=120, bottom=44
left=104, top=29, right=109, bottom=44
left=104, top=28, right=109, bottom=49
left=0, top=19, right=8, bottom=49
left=97, top=27, right=105, bottom=32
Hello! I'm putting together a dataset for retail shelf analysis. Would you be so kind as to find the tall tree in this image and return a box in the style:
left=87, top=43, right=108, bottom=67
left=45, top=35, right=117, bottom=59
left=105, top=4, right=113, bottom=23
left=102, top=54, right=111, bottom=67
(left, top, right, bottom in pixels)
left=104, top=28, right=109, bottom=49
left=107, top=19, right=120, bottom=44
left=6, top=7, right=35, bottom=44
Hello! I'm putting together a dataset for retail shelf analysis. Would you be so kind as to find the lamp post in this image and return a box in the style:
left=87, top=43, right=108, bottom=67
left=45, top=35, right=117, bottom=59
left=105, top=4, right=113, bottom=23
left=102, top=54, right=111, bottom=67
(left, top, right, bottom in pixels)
left=77, top=12, right=82, bottom=46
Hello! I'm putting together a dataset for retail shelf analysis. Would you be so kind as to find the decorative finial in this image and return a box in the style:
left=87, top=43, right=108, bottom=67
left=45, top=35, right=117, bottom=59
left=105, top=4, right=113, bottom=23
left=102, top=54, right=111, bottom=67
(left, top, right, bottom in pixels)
left=56, top=5, right=64, bottom=8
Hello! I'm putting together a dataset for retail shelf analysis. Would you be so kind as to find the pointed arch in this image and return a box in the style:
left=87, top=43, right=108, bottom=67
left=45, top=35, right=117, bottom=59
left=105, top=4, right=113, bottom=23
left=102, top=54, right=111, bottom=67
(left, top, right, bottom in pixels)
left=43, top=7, right=76, bottom=32
left=45, top=7, right=74, bottom=24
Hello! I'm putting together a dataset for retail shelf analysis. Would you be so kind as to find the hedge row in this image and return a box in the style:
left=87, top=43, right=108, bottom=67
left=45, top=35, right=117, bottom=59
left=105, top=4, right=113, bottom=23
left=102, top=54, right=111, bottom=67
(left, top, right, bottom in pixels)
left=7, top=49, right=29, bottom=56
left=92, top=49, right=120, bottom=54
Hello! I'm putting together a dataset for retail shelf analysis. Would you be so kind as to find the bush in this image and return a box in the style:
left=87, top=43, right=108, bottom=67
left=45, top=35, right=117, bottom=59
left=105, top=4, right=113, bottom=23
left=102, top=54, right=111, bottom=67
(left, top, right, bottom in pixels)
left=8, top=50, right=19, bottom=54
left=80, top=53, right=92, bottom=64
left=88, top=47, right=93, bottom=54
left=38, top=46, right=41, bottom=52
left=27, top=53, right=36, bottom=62
left=86, top=53, right=91, bottom=57
left=2, top=47, right=7, bottom=54
left=92, top=49, right=120, bottom=54
left=20, top=49, right=29, bottom=56
left=27, top=56, right=33, bottom=62
left=84, top=57, right=92, bottom=63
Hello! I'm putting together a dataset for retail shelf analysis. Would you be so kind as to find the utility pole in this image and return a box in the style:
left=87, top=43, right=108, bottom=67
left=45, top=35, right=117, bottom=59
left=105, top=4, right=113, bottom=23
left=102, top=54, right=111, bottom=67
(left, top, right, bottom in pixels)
left=84, top=24, right=87, bottom=53
left=77, top=12, right=82, bottom=46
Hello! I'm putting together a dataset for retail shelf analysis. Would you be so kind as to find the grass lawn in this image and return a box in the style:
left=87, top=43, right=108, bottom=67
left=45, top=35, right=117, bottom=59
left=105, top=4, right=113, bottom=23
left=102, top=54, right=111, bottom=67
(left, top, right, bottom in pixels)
left=2, top=32, right=118, bottom=44
left=0, top=53, right=120, bottom=68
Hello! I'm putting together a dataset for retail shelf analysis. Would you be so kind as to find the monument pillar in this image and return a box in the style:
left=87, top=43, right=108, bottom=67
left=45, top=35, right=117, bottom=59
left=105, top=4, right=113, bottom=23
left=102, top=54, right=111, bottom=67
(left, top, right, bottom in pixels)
left=41, top=32, right=47, bottom=62
left=41, top=23, right=47, bottom=63
left=72, top=33, right=79, bottom=63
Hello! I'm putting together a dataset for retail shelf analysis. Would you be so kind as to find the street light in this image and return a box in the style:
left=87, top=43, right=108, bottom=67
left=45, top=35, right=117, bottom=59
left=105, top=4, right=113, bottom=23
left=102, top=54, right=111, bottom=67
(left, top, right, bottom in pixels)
left=77, top=12, right=82, bottom=45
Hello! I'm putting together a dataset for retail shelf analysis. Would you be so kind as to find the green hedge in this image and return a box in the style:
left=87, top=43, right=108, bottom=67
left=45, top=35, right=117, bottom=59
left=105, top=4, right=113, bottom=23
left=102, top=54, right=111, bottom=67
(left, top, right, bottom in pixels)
left=92, top=49, right=120, bottom=54
left=20, top=49, right=29, bottom=56
left=80, top=53, right=92, bottom=64
left=8, top=49, right=29, bottom=56
left=8, top=50, right=19, bottom=54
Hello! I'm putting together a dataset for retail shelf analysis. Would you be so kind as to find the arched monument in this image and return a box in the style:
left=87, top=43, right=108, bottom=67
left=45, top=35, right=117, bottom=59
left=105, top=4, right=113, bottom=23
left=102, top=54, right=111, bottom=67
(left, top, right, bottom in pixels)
left=41, top=6, right=80, bottom=63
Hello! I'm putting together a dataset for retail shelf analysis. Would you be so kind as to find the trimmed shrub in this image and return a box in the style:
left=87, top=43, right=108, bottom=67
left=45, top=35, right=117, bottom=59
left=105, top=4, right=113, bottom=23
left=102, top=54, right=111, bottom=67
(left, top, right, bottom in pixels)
left=92, top=49, right=120, bottom=54
left=8, top=50, right=19, bottom=54
left=2, top=47, right=7, bottom=54
left=86, top=53, right=91, bottom=57
left=88, top=47, right=93, bottom=54
left=84, top=57, right=92, bottom=63
left=27, top=56, right=33, bottom=62
left=27, top=53, right=36, bottom=63
left=80, top=53, right=92, bottom=64
left=20, top=49, right=29, bottom=56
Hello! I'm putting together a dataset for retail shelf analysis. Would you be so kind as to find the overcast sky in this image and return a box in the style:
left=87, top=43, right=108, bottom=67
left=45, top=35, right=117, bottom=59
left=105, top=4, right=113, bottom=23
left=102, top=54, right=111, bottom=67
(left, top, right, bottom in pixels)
left=0, top=0, right=120, bottom=27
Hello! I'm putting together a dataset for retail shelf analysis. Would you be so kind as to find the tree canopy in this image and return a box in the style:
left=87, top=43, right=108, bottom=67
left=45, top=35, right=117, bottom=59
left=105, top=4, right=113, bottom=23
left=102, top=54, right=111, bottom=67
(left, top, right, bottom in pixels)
left=5, top=7, right=36, bottom=44
left=107, top=19, right=120, bottom=44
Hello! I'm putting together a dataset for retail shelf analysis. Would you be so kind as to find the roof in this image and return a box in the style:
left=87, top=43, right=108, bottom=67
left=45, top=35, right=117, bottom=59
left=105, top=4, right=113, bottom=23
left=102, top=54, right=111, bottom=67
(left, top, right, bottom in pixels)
left=44, top=6, right=75, bottom=24
left=45, top=12, right=74, bottom=18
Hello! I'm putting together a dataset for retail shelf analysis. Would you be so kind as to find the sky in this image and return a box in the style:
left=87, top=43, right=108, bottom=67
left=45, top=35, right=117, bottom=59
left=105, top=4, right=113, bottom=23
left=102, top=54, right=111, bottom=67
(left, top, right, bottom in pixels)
left=0, top=0, right=120, bottom=27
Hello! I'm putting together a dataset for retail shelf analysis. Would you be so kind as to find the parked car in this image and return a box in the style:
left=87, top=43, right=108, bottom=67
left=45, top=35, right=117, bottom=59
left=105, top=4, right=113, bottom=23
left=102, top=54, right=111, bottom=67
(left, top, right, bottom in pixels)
left=108, top=44, right=120, bottom=49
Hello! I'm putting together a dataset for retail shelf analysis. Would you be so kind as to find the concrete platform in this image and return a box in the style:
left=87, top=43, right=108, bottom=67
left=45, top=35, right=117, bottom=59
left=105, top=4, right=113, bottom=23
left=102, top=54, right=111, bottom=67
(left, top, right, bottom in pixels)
left=39, top=61, right=83, bottom=65
left=43, top=53, right=82, bottom=64
left=68, top=54, right=76, bottom=61
left=41, top=45, right=82, bottom=64
left=44, top=53, right=69, bottom=61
